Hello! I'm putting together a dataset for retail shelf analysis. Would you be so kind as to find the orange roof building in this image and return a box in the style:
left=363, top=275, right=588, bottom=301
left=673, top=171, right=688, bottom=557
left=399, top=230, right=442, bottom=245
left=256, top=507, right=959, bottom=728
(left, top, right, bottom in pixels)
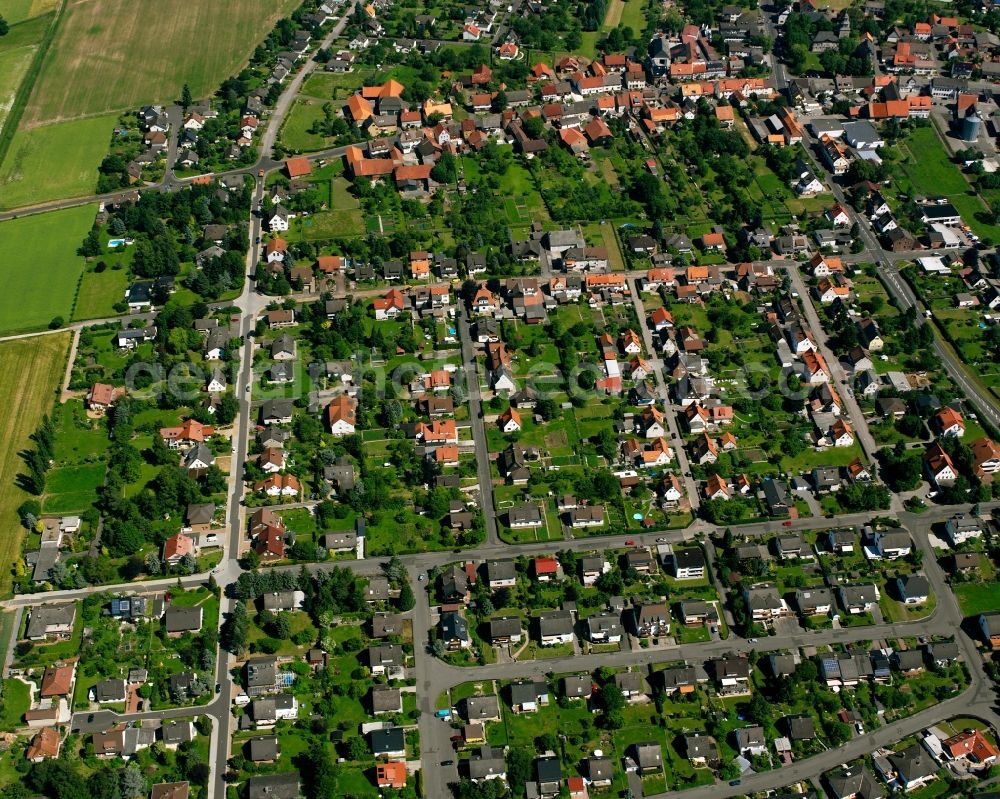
left=416, top=419, right=458, bottom=443
left=285, top=157, right=312, bottom=178
left=935, top=406, right=965, bottom=435
left=376, top=762, right=407, bottom=789
left=40, top=664, right=74, bottom=697
left=326, top=394, right=358, bottom=434
left=499, top=406, right=522, bottom=430
left=27, top=728, right=60, bottom=761
left=347, top=94, right=373, bottom=123
left=160, top=419, right=213, bottom=445
left=943, top=729, right=999, bottom=764
left=361, top=79, right=404, bottom=99
left=317, top=255, right=344, bottom=273
left=163, top=532, right=195, bottom=562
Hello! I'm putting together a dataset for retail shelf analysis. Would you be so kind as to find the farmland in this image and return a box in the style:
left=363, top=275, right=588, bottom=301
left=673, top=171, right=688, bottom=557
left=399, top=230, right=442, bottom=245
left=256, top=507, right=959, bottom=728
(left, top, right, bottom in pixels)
left=22, top=0, right=302, bottom=125
left=0, top=115, right=117, bottom=208
left=0, top=332, right=70, bottom=596
left=0, top=31, right=39, bottom=136
left=0, top=204, right=95, bottom=333
left=0, top=0, right=300, bottom=208
left=3, top=0, right=58, bottom=25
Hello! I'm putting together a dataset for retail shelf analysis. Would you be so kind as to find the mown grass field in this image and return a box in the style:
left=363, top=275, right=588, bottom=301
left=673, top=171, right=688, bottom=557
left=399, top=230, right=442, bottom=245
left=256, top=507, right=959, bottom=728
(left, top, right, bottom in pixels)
left=0, top=332, right=70, bottom=596
left=953, top=582, right=1000, bottom=617
left=280, top=98, right=333, bottom=152
left=0, top=114, right=116, bottom=208
left=73, top=264, right=129, bottom=321
left=896, top=126, right=1000, bottom=240
left=22, top=0, right=302, bottom=125
left=0, top=204, right=94, bottom=332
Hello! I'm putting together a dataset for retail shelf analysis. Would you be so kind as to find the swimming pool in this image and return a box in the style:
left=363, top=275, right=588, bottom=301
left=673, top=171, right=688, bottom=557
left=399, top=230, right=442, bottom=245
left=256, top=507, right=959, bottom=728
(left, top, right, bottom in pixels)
left=108, top=238, right=126, bottom=247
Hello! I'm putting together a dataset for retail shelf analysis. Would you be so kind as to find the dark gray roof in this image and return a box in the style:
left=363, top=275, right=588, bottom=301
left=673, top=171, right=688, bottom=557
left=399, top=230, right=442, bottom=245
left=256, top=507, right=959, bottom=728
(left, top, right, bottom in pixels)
left=164, top=606, right=203, bottom=633
left=248, top=735, right=279, bottom=761
left=247, top=772, right=300, bottom=799
left=371, top=726, right=405, bottom=754
left=468, top=746, right=506, bottom=780
left=160, top=720, right=193, bottom=745
left=537, top=610, right=573, bottom=636
left=93, top=679, right=126, bottom=702
left=465, top=694, right=501, bottom=720
left=371, top=685, right=402, bottom=713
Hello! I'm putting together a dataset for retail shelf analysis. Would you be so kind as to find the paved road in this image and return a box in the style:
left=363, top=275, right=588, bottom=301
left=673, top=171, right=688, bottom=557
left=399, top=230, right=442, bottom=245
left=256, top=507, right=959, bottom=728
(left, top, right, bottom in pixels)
left=457, top=303, right=501, bottom=545
left=8, top=7, right=1000, bottom=791
left=776, top=64, right=1000, bottom=433
left=205, top=169, right=267, bottom=798
left=627, top=277, right=700, bottom=510
left=781, top=264, right=880, bottom=459
left=259, top=6, right=357, bottom=160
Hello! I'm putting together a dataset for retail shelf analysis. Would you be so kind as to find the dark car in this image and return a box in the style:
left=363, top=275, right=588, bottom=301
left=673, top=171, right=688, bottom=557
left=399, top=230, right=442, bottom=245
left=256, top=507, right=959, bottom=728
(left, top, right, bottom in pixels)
left=729, top=780, right=741, bottom=786
left=441, top=760, right=454, bottom=766
left=450, top=735, right=463, bottom=742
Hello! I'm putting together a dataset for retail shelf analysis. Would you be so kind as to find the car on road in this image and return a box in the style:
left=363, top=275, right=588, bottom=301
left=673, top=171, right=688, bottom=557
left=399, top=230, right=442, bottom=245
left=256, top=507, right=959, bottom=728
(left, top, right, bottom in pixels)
left=216, top=683, right=221, bottom=693
left=729, top=780, right=741, bottom=786
left=441, top=760, right=454, bottom=766
left=782, top=520, right=793, bottom=526
left=418, top=574, right=425, bottom=581
left=748, top=638, right=757, bottom=643
left=655, top=537, right=667, bottom=543
left=450, top=735, right=463, bottom=742
left=625, top=539, right=635, bottom=546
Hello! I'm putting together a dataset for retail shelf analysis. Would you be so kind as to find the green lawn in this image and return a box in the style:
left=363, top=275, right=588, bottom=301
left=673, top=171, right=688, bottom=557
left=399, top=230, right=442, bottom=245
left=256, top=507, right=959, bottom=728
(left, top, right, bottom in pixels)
left=953, top=582, right=1000, bottom=617
left=896, top=126, right=1000, bottom=240
left=300, top=69, right=375, bottom=100
left=41, top=462, right=106, bottom=513
left=0, top=678, right=30, bottom=731
left=74, top=264, right=130, bottom=321
left=0, top=116, right=116, bottom=208
left=0, top=204, right=94, bottom=332
left=279, top=98, right=336, bottom=152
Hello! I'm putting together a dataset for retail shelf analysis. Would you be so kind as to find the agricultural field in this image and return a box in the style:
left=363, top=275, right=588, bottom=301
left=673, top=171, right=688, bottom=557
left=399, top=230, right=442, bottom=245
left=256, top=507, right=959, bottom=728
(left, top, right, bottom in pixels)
left=0, top=204, right=95, bottom=333
left=0, top=115, right=116, bottom=208
left=0, top=0, right=300, bottom=208
left=0, top=331, right=70, bottom=596
left=601, top=0, right=646, bottom=32
left=3, top=0, right=58, bottom=25
left=0, top=11, right=51, bottom=136
left=22, top=0, right=302, bottom=125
